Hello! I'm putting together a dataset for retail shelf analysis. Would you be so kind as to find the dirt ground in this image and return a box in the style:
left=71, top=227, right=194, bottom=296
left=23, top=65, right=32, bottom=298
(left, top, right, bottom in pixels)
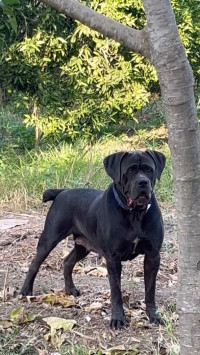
left=0, top=207, right=179, bottom=355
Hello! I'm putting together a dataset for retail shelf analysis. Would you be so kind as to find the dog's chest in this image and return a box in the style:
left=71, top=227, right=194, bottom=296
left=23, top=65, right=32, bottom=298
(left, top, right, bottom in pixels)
left=112, top=233, right=152, bottom=261
left=111, top=216, right=154, bottom=260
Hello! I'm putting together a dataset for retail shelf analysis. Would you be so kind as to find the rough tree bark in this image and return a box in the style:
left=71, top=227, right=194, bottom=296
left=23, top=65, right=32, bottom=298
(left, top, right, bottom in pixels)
left=39, top=0, right=200, bottom=353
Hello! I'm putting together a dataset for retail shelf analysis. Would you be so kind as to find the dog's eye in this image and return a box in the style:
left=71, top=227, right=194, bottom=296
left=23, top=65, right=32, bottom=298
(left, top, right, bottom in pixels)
left=128, top=167, right=136, bottom=174
left=145, top=167, right=152, bottom=173
left=141, top=164, right=153, bottom=173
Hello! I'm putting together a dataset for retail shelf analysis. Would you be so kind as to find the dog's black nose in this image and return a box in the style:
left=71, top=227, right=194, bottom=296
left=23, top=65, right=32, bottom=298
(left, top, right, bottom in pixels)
left=138, top=179, right=148, bottom=187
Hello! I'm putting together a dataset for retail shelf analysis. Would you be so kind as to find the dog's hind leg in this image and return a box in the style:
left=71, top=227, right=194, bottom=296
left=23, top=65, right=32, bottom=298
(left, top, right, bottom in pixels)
left=64, top=243, right=89, bottom=297
left=21, top=227, right=66, bottom=296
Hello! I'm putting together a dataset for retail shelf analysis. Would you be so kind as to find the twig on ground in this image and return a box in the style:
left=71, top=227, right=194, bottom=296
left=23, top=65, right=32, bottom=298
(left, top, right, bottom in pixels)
left=2, top=266, right=9, bottom=302
left=71, top=329, right=96, bottom=341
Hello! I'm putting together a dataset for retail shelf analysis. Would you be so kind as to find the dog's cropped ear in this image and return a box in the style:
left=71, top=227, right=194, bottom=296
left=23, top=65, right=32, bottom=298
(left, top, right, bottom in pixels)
left=146, top=150, right=166, bottom=180
left=103, top=152, right=128, bottom=183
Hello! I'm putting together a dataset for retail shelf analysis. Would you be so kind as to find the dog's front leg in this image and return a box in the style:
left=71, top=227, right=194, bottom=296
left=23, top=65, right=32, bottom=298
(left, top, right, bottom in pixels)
left=144, top=253, right=164, bottom=325
left=106, top=258, right=125, bottom=329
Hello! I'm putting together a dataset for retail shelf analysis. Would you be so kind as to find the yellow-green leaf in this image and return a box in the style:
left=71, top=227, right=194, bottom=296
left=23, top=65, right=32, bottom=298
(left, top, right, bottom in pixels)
left=43, top=317, right=76, bottom=334
left=10, top=306, right=37, bottom=324
left=41, top=292, right=76, bottom=308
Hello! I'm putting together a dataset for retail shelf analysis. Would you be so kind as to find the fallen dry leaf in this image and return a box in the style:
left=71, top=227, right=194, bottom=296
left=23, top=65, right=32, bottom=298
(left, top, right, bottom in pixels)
left=43, top=316, right=76, bottom=347
left=85, top=315, right=91, bottom=323
left=75, top=265, right=107, bottom=277
left=130, top=337, right=141, bottom=343
left=86, top=266, right=107, bottom=277
left=103, top=291, right=110, bottom=299
left=23, top=292, right=76, bottom=308
left=169, top=274, right=178, bottom=281
left=169, top=261, right=177, bottom=273
left=85, top=301, right=103, bottom=312
left=127, top=308, right=144, bottom=320
left=43, top=317, right=76, bottom=333
left=25, top=295, right=38, bottom=303
left=0, top=286, right=17, bottom=300
left=102, top=332, right=112, bottom=341
left=0, top=319, right=13, bottom=330
left=35, top=349, right=49, bottom=355
left=7, top=286, right=17, bottom=297
left=21, top=267, right=29, bottom=273
left=102, top=344, right=139, bottom=354
left=41, top=292, right=76, bottom=308
left=44, top=331, right=67, bottom=349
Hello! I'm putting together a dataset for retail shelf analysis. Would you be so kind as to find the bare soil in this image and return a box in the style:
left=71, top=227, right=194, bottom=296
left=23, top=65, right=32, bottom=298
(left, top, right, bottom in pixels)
left=0, top=207, right=178, bottom=355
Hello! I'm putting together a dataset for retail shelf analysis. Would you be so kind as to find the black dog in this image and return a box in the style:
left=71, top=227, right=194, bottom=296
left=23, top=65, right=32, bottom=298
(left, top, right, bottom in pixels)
left=21, top=149, right=166, bottom=329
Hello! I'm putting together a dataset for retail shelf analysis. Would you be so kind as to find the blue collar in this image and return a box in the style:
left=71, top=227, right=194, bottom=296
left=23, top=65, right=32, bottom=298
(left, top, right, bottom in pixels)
left=112, top=186, right=151, bottom=213
left=112, top=186, right=133, bottom=212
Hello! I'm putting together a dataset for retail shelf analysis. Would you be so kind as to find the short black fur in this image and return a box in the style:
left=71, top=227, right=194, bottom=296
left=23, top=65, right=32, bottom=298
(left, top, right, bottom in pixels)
left=21, top=149, right=166, bottom=329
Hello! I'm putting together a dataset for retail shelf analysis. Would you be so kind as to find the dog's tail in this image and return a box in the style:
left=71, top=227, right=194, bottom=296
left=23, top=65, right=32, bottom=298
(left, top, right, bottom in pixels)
left=43, top=189, right=66, bottom=202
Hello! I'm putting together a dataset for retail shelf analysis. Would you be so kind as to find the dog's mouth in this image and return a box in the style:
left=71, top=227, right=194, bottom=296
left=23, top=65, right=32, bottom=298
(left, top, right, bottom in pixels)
left=127, top=193, right=150, bottom=209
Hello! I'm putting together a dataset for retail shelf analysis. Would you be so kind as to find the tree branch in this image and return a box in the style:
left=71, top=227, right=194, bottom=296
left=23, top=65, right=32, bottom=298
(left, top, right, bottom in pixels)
left=39, top=0, right=150, bottom=58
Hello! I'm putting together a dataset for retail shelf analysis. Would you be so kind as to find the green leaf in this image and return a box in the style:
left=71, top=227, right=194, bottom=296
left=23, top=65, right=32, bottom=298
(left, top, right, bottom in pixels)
left=9, top=16, right=17, bottom=34
left=4, top=0, right=18, bottom=4
left=57, top=37, right=67, bottom=43
left=2, top=6, right=13, bottom=15
left=36, top=41, right=45, bottom=46
left=10, top=306, right=24, bottom=321
left=10, top=306, right=38, bottom=324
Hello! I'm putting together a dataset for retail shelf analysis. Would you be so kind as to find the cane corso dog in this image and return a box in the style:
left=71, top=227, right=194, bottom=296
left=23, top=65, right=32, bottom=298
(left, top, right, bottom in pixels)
left=21, top=149, right=166, bottom=329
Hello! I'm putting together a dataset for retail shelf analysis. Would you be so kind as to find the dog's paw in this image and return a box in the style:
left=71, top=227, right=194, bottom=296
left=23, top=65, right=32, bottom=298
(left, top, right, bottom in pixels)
left=149, top=314, right=165, bottom=325
left=110, top=316, right=126, bottom=330
left=147, top=309, right=165, bottom=326
left=66, top=287, right=80, bottom=297
left=20, top=288, right=33, bottom=296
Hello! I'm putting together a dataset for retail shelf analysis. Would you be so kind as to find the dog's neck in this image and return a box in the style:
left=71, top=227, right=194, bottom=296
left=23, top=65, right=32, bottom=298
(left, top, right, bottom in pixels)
left=112, top=185, right=151, bottom=214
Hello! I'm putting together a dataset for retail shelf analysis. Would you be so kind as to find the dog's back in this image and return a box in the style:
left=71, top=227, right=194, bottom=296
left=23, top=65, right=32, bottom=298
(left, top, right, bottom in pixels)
left=43, top=188, right=104, bottom=232
left=43, top=188, right=103, bottom=208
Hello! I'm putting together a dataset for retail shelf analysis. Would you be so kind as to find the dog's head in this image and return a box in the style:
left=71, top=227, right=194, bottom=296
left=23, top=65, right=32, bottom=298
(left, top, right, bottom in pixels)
left=103, top=150, right=166, bottom=210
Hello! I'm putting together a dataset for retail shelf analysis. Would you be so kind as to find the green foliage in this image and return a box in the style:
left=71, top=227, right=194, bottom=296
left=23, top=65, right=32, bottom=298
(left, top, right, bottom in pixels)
left=0, top=0, right=19, bottom=35
left=171, top=0, right=200, bottom=85
left=0, top=0, right=199, bottom=143
left=0, top=0, right=154, bottom=142
left=0, top=1, right=76, bottom=143
left=0, top=106, right=35, bottom=149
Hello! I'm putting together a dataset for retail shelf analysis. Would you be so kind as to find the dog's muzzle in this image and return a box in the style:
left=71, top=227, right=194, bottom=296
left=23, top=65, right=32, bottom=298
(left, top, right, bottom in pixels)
left=128, top=177, right=152, bottom=209
left=127, top=193, right=151, bottom=209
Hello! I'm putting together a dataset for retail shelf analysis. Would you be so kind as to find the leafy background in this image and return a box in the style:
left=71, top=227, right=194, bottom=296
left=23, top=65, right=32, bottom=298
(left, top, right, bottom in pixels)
left=0, top=0, right=199, bottom=143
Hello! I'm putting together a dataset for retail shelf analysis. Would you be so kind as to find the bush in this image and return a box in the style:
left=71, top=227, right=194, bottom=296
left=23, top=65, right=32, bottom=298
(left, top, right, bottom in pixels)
left=0, top=0, right=199, bottom=144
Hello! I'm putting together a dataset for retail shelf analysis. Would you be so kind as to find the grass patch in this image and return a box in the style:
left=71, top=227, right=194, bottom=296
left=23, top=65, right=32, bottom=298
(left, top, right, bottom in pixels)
left=0, top=139, right=172, bottom=211
left=156, top=306, right=180, bottom=355
left=0, top=327, right=37, bottom=355
left=0, top=103, right=172, bottom=211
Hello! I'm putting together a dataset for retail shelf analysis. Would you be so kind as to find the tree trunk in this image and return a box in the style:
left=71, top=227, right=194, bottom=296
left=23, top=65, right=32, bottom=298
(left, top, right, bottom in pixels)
left=39, top=0, right=200, bottom=352
left=143, top=1, right=200, bottom=353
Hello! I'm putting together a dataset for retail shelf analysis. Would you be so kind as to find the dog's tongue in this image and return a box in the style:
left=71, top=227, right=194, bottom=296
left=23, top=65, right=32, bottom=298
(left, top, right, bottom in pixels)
left=127, top=198, right=134, bottom=206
